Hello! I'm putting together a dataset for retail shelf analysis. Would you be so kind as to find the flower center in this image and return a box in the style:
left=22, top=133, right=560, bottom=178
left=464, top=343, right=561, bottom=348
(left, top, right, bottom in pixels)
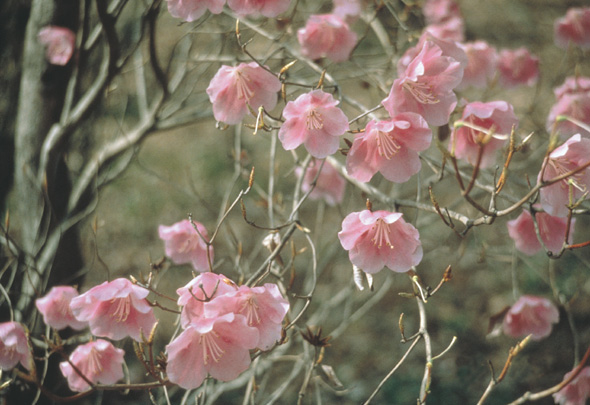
left=376, top=130, right=401, bottom=159
left=200, top=331, right=225, bottom=365
left=234, top=69, right=254, bottom=101
left=240, top=296, right=261, bottom=326
left=371, top=218, right=394, bottom=249
left=548, top=158, right=587, bottom=193
left=87, top=346, right=104, bottom=376
left=402, top=80, right=439, bottom=104
left=111, top=296, right=131, bottom=323
left=306, top=109, right=324, bottom=130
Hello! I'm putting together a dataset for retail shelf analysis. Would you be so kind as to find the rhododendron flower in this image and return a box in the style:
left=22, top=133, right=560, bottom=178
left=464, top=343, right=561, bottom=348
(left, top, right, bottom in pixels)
left=297, top=159, right=346, bottom=206
left=457, top=41, right=498, bottom=90
left=159, top=219, right=212, bottom=272
left=384, top=40, right=463, bottom=127
left=497, top=47, right=539, bottom=88
left=59, top=340, right=124, bottom=392
left=450, top=100, right=518, bottom=168
left=297, top=14, right=358, bottom=63
left=165, top=0, right=224, bottom=22
left=227, top=0, right=291, bottom=17
left=554, top=76, right=590, bottom=100
left=423, top=17, right=465, bottom=42
left=332, top=0, right=364, bottom=22
left=38, top=26, right=75, bottom=66
left=166, top=313, right=259, bottom=389
left=554, top=7, right=590, bottom=50
left=553, top=366, right=590, bottom=405
left=278, top=90, right=349, bottom=158
left=36, top=286, right=87, bottom=330
left=423, top=0, right=462, bottom=25
left=0, top=322, right=32, bottom=371
left=207, top=62, right=281, bottom=125
left=203, top=284, right=289, bottom=350
left=547, top=93, right=590, bottom=139
left=538, top=134, right=590, bottom=217
left=177, top=272, right=238, bottom=328
left=338, top=210, right=423, bottom=274
left=503, top=296, right=559, bottom=341
left=346, top=113, right=432, bottom=183
left=507, top=209, right=575, bottom=255
left=70, top=278, right=157, bottom=341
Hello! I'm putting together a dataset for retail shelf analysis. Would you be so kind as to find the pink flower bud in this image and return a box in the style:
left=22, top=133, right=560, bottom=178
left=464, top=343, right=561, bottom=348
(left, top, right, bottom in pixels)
left=554, top=7, right=590, bottom=50
left=503, top=296, right=559, bottom=341
left=553, top=366, right=590, bottom=405
left=497, top=47, right=539, bottom=88
left=297, top=14, right=358, bottom=63
left=507, top=209, right=575, bottom=255
left=159, top=219, right=212, bottom=272
left=0, top=322, right=32, bottom=371
left=165, top=0, right=224, bottom=22
left=38, top=26, right=75, bottom=66
left=297, top=159, right=346, bottom=206
left=227, top=0, right=291, bottom=17
left=36, top=286, right=87, bottom=331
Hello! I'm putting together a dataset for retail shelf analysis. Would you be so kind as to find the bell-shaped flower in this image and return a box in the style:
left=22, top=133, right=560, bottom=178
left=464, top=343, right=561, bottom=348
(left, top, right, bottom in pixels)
left=70, top=278, right=157, bottom=341
left=0, top=322, right=32, bottom=371
left=507, top=209, right=575, bottom=255
left=36, top=286, right=87, bottom=331
left=297, top=159, right=346, bottom=206
left=346, top=113, right=432, bottom=183
left=165, top=0, right=224, bottom=22
left=38, top=26, right=75, bottom=66
left=554, top=7, right=590, bottom=50
left=159, top=219, right=212, bottom=272
left=165, top=313, right=259, bottom=389
left=449, top=100, right=518, bottom=168
left=497, top=47, right=539, bottom=88
left=206, top=62, right=281, bottom=125
left=503, top=295, right=559, bottom=341
left=59, top=339, right=124, bottom=392
left=227, top=0, right=291, bottom=17
left=538, top=134, right=590, bottom=217
left=297, top=14, right=358, bottom=63
left=547, top=92, right=590, bottom=139
left=456, top=41, right=498, bottom=90
left=338, top=210, right=423, bottom=274
left=553, top=366, right=590, bottom=405
left=279, top=89, right=349, bottom=158
left=423, top=0, right=462, bottom=25
left=384, top=40, right=463, bottom=127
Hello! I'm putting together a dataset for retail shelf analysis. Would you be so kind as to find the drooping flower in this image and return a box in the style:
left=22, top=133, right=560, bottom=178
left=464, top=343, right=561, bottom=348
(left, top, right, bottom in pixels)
left=547, top=92, right=590, bottom=139
left=297, top=14, right=358, bottom=63
left=338, top=210, right=423, bottom=274
left=227, top=0, right=291, bottom=17
left=297, top=159, right=346, bottom=206
left=346, top=113, right=432, bottom=183
left=456, top=41, right=498, bottom=90
left=278, top=89, right=349, bottom=158
left=553, top=366, right=590, bottom=405
left=538, top=134, right=590, bottom=217
left=207, top=62, right=281, bottom=125
left=554, top=7, right=590, bottom=50
left=59, top=340, right=124, bottom=392
left=0, top=322, right=32, bottom=371
left=502, top=295, right=559, bottom=341
left=159, top=219, right=212, bottom=272
left=496, top=47, right=539, bottom=88
left=507, top=208, right=575, bottom=255
left=384, top=40, right=464, bottom=127
left=422, top=0, right=462, bottom=25
left=36, top=286, right=87, bottom=331
left=165, top=0, right=225, bottom=22
left=165, top=313, right=259, bottom=389
left=70, top=278, right=157, bottom=341
left=38, top=26, right=75, bottom=66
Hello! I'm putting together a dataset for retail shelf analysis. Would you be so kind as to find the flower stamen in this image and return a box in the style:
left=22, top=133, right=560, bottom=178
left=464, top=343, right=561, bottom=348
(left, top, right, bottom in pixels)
left=376, top=131, right=401, bottom=159
left=402, top=80, right=439, bottom=104
left=371, top=218, right=394, bottom=249
left=234, top=70, right=254, bottom=101
left=306, top=109, right=324, bottom=130
left=200, top=331, right=225, bottom=365
left=111, top=297, right=131, bottom=323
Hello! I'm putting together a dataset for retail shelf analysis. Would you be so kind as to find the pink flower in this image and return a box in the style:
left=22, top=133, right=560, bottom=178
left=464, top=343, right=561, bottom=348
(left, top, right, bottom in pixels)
left=203, top=284, right=289, bottom=350
left=502, top=296, right=559, bottom=341
left=36, top=286, right=87, bottom=331
left=207, top=62, right=281, bottom=125
left=38, top=26, right=75, bottom=66
left=165, top=313, right=259, bottom=389
left=507, top=209, right=575, bottom=255
left=0, top=322, right=32, bottom=371
left=59, top=340, right=124, bottom=392
left=457, top=41, right=498, bottom=90
left=159, top=219, right=212, bottom=272
left=554, top=76, right=590, bottom=100
left=227, top=0, right=291, bottom=17
left=346, top=113, right=432, bottom=183
left=70, top=278, right=157, bottom=341
left=547, top=93, right=590, bottom=139
left=497, top=47, right=539, bottom=88
left=278, top=89, right=349, bottom=158
left=384, top=40, right=464, bottom=127
left=338, top=210, right=423, bottom=274
left=165, top=0, right=224, bottom=22
left=333, top=0, right=364, bottom=23
left=554, top=7, right=590, bottom=50
left=424, top=17, right=465, bottom=42
left=449, top=100, right=518, bottom=168
left=177, top=272, right=238, bottom=328
left=553, top=367, right=590, bottom=405
left=538, top=134, right=590, bottom=217
left=423, top=0, right=462, bottom=25
left=297, top=14, right=358, bottom=63
left=297, top=159, right=346, bottom=206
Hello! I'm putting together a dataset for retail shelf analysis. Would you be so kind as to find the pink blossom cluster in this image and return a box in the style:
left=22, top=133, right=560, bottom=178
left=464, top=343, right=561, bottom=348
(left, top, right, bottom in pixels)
left=165, top=0, right=291, bottom=22
left=547, top=76, right=590, bottom=139
left=297, top=14, right=358, bottom=63
left=38, top=26, right=76, bottom=66
left=159, top=219, right=213, bottom=272
left=502, top=295, right=559, bottom=341
left=166, top=272, right=289, bottom=389
left=554, top=366, right=590, bottom=405
left=554, top=7, right=590, bottom=50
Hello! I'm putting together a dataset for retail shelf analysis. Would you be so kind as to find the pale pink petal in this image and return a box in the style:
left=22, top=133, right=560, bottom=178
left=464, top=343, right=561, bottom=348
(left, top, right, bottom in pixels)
left=554, top=7, right=590, bottom=50
left=36, top=286, right=87, bottom=331
left=502, top=296, right=559, bottom=341
left=165, top=0, right=225, bottom=22
left=38, top=26, right=75, bottom=66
